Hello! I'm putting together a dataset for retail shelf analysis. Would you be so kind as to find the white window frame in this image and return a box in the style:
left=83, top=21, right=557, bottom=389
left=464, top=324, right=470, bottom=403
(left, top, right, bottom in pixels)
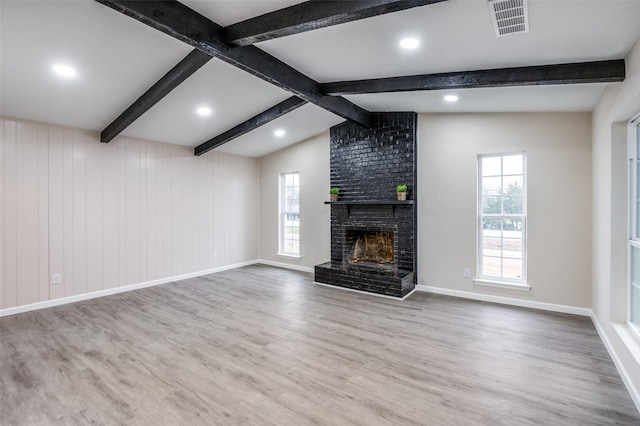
left=278, top=171, right=300, bottom=258
left=475, top=152, right=529, bottom=290
left=627, top=114, right=640, bottom=334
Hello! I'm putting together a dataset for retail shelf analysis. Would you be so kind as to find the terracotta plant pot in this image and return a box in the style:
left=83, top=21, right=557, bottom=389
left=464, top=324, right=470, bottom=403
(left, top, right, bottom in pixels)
left=330, top=194, right=339, bottom=202
left=397, top=192, right=407, bottom=201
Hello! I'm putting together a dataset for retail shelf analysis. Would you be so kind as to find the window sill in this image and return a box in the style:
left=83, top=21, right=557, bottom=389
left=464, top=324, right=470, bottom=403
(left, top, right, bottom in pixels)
left=473, top=278, right=531, bottom=291
left=612, top=322, right=640, bottom=365
left=276, top=253, right=301, bottom=260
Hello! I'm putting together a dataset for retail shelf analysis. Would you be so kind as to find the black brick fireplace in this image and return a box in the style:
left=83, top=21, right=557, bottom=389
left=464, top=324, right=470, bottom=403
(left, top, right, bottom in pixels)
left=314, top=112, right=417, bottom=298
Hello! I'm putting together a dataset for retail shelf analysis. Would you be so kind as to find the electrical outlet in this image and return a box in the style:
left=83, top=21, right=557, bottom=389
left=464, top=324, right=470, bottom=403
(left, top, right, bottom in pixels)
left=463, top=268, right=471, bottom=278
left=52, top=274, right=62, bottom=285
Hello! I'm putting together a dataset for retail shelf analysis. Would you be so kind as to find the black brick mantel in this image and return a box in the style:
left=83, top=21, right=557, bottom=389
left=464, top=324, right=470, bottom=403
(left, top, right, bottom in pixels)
left=315, top=112, right=417, bottom=298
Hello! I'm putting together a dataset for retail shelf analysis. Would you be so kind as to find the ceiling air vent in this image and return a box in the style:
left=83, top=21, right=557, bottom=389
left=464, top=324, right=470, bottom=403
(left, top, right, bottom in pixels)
left=488, top=0, right=529, bottom=38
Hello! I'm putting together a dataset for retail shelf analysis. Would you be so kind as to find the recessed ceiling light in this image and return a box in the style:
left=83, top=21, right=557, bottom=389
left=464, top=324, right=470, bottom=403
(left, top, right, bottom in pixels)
left=399, top=38, right=419, bottom=49
left=196, top=106, right=212, bottom=116
left=52, top=64, right=76, bottom=77
left=274, top=129, right=285, bottom=137
left=444, top=95, right=459, bottom=102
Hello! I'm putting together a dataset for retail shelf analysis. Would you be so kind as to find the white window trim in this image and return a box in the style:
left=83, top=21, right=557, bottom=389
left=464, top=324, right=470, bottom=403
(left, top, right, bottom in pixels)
left=278, top=171, right=300, bottom=257
left=477, top=152, right=528, bottom=288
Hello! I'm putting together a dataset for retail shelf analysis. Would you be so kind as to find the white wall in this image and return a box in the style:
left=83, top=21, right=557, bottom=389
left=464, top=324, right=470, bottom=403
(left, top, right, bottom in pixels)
left=0, top=118, right=259, bottom=310
left=419, top=112, right=592, bottom=308
left=258, top=132, right=330, bottom=269
left=592, top=35, right=640, bottom=407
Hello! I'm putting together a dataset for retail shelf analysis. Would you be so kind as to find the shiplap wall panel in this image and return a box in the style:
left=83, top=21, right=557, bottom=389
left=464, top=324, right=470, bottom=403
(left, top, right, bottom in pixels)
left=16, top=122, right=39, bottom=306
left=182, top=146, right=196, bottom=275
left=228, top=155, right=239, bottom=263
left=125, top=138, right=141, bottom=286
left=117, top=139, right=127, bottom=290
left=248, top=159, right=259, bottom=260
left=48, top=127, right=65, bottom=301
left=186, top=145, right=197, bottom=274
left=211, top=153, right=223, bottom=268
left=223, top=155, right=233, bottom=265
left=0, top=118, right=259, bottom=310
left=86, top=139, right=104, bottom=294
left=159, top=143, right=171, bottom=280
left=3, top=121, right=17, bottom=309
left=209, top=153, right=218, bottom=268
left=145, top=141, right=157, bottom=282
left=102, top=136, right=119, bottom=290
left=0, top=122, right=6, bottom=309
left=63, top=129, right=74, bottom=298
left=173, top=146, right=187, bottom=276
left=0, top=120, right=5, bottom=309
left=234, top=157, right=245, bottom=264
left=72, top=130, right=88, bottom=296
left=197, top=150, right=211, bottom=271
left=140, top=140, right=148, bottom=284
left=37, top=125, right=49, bottom=302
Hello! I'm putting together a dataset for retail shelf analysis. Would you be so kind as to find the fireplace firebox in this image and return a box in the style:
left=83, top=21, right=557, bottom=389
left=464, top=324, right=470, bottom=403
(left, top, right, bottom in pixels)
left=344, top=228, right=395, bottom=266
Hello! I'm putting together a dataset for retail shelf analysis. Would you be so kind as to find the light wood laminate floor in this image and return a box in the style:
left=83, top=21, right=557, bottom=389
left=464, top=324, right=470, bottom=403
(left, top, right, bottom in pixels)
left=1, top=265, right=639, bottom=425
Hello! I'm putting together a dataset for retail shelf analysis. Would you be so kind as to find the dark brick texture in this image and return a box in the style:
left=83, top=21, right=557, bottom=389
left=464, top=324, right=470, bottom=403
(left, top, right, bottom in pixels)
left=314, top=112, right=417, bottom=298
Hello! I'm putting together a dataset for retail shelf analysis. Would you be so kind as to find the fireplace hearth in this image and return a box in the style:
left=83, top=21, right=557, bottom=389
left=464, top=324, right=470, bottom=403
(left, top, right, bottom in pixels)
left=314, top=112, right=417, bottom=298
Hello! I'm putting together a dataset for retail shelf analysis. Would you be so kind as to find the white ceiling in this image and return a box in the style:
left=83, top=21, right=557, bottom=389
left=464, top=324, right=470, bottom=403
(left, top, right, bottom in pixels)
left=215, top=103, right=344, bottom=157
left=0, top=0, right=191, bottom=131
left=2, top=0, right=640, bottom=157
left=257, top=1, right=640, bottom=81
left=345, top=83, right=611, bottom=113
left=123, top=58, right=291, bottom=146
left=181, top=0, right=303, bottom=27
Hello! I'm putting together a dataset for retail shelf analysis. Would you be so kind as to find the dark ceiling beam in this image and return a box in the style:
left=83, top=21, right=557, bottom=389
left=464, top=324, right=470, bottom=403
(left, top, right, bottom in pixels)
left=320, top=59, right=626, bottom=95
left=194, top=96, right=307, bottom=156
left=223, top=0, right=447, bottom=47
left=95, top=0, right=373, bottom=128
left=100, top=49, right=211, bottom=143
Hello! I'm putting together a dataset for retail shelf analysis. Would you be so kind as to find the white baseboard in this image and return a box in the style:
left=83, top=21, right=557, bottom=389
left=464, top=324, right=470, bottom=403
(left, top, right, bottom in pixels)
left=256, top=259, right=314, bottom=273
left=591, top=315, right=640, bottom=413
left=415, top=285, right=592, bottom=317
left=0, top=260, right=258, bottom=318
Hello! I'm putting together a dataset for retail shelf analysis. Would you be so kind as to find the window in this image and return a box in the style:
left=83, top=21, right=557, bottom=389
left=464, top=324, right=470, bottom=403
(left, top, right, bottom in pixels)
left=279, top=172, right=300, bottom=256
left=478, top=153, right=526, bottom=284
left=628, top=117, right=640, bottom=330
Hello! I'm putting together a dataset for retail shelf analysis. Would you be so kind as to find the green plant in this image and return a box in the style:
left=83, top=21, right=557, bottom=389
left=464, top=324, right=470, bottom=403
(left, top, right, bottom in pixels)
left=329, top=188, right=340, bottom=195
left=396, top=184, right=408, bottom=193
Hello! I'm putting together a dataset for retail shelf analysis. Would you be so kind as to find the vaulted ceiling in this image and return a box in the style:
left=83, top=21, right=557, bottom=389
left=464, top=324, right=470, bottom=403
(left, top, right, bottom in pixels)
left=1, top=0, right=640, bottom=157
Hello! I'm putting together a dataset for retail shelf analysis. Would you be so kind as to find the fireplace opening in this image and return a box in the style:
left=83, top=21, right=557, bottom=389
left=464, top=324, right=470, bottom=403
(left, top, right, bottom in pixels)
left=345, top=229, right=395, bottom=266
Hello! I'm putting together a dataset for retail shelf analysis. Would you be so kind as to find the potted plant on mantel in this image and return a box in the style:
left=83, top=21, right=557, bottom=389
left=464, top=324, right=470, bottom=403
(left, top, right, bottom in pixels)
left=329, top=187, right=340, bottom=202
left=396, top=184, right=408, bottom=201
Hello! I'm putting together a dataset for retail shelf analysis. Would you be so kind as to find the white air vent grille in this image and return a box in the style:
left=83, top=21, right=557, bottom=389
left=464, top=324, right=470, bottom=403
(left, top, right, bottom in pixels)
left=488, top=0, right=529, bottom=38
